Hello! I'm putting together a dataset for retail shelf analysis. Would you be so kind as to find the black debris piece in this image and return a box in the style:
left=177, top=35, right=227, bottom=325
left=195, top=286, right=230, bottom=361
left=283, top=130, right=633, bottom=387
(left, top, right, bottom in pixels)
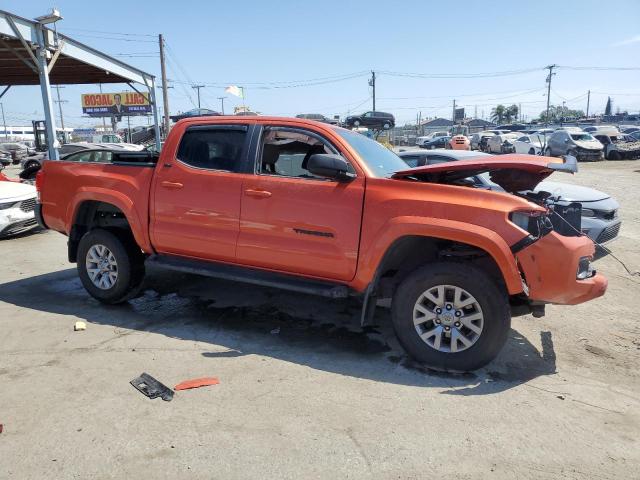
left=130, top=373, right=174, bottom=402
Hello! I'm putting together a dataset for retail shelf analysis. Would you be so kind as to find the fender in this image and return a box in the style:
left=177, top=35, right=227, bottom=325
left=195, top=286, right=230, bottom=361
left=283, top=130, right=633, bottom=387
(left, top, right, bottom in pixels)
left=352, top=215, right=524, bottom=295
left=68, top=187, right=153, bottom=253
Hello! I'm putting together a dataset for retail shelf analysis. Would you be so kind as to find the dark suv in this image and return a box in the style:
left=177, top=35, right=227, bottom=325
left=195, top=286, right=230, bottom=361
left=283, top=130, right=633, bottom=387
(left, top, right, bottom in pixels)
left=344, top=111, right=395, bottom=130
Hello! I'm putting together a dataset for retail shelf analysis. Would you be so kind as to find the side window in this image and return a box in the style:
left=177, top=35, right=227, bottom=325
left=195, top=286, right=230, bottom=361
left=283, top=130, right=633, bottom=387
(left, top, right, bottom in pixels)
left=259, top=128, right=353, bottom=180
left=177, top=127, right=246, bottom=171
left=364, top=112, right=373, bottom=118
left=426, top=155, right=453, bottom=165
left=518, top=136, right=529, bottom=142
left=67, top=150, right=112, bottom=163
left=401, top=155, right=420, bottom=167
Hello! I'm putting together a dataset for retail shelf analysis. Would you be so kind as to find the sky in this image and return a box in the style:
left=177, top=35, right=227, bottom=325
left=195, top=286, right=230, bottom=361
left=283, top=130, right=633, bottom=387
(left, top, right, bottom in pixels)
left=1, top=0, right=639, bottom=129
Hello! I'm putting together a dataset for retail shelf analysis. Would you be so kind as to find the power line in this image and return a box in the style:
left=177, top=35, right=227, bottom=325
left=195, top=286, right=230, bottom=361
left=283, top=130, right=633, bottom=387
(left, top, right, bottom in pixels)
left=61, top=27, right=156, bottom=37
left=558, top=65, right=640, bottom=71
left=379, top=67, right=544, bottom=79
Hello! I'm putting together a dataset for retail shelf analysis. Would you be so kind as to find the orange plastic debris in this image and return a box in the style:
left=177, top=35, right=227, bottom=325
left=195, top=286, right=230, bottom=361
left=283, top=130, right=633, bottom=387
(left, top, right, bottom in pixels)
left=174, top=377, right=220, bottom=391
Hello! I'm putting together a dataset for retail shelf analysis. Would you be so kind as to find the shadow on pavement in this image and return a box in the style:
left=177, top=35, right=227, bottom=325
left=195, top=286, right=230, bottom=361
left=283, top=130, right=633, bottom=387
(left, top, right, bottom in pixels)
left=0, top=266, right=557, bottom=394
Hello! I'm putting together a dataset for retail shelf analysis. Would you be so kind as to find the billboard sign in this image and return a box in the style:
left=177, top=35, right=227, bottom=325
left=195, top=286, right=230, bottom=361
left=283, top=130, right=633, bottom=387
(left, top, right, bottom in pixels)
left=454, top=107, right=465, bottom=122
left=81, top=92, right=151, bottom=117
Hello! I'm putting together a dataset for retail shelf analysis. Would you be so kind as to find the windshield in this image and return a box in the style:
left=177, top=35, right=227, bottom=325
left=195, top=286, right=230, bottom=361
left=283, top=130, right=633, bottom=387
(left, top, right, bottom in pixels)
left=334, top=128, right=407, bottom=178
left=571, top=133, right=595, bottom=141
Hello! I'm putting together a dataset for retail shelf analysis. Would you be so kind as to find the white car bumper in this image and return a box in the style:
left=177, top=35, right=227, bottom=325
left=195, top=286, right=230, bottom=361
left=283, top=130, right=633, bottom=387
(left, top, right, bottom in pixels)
left=0, top=201, right=37, bottom=237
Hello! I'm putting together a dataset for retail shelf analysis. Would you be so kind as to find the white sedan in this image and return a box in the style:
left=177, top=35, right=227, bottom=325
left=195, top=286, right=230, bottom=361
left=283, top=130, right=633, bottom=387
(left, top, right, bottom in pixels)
left=513, top=134, right=546, bottom=155
left=0, top=179, right=38, bottom=237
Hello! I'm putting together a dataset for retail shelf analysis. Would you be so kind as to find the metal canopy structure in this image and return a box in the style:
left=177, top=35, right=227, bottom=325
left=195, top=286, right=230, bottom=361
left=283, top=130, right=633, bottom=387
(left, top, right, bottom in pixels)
left=0, top=9, right=160, bottom=159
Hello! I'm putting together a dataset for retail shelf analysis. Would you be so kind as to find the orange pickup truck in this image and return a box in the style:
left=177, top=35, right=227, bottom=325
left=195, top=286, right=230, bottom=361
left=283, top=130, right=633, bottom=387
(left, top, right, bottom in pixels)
left=35, top=117, right=607, bottom=371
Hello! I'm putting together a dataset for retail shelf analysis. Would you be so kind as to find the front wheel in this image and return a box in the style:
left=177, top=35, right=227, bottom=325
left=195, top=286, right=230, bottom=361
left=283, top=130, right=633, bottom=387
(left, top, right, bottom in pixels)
left=391, top=262, right=510, bottom=372
left=353, top=119, right=361, bottom=127
left=528, top=148, right=535, bottom=155
left=77, top=228, right=145, bottom=304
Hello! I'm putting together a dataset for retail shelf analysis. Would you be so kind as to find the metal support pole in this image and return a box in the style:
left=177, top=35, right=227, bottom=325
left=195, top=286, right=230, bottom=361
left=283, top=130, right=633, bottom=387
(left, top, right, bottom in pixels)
left=192, top=85, right=204, bottom=108
left=35, top=24, right=59, bottom=160
left=0, top=102, right=7, bottom=139
left=159, top=34, right=170, bottom=137
left=586, top=90, right=591, bottom=118
left=369, top=71, right=376, bottom=111
left=218, top=96, right=226, bottom=115
left=149, top=78, right=161, bottom=151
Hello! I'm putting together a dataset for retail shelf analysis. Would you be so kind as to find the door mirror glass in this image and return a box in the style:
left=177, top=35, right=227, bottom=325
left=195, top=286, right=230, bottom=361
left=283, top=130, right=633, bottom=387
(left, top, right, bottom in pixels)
left=307, top=154, right=355, bottom=182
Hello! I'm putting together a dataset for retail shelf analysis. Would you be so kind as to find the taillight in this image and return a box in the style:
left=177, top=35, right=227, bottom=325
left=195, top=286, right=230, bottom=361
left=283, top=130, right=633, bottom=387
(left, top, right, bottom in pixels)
left=35, top=170, right=43, bottom=201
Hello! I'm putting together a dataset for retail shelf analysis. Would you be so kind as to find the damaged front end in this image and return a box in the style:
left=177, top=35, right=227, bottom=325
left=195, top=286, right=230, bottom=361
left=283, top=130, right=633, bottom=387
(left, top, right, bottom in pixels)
left=393, top=154, right=607, bottom=313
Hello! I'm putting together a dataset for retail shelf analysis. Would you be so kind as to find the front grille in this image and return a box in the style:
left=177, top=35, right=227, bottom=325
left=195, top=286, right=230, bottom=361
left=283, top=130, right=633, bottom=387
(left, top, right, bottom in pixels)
left=596, top=222, right=621, bottom=244
left=19, top=197, right=36, bottom=212
left=1, top=218, right=37, bottom=236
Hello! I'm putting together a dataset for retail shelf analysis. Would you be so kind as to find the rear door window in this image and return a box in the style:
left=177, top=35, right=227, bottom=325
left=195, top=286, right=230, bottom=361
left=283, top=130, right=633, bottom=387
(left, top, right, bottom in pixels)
left=177, top=126, right=248, bottom=172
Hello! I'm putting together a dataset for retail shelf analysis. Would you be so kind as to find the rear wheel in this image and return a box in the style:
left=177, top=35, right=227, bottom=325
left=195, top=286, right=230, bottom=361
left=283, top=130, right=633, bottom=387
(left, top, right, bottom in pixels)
left=77, top=229, right=145, bottom=304
left=391, top=262, right=510, bottom=372
left=353, top=119, right=361, bottom=127
left=383, top=122, right=391, bottom=130
left=528, top=148, right=535, bottom=155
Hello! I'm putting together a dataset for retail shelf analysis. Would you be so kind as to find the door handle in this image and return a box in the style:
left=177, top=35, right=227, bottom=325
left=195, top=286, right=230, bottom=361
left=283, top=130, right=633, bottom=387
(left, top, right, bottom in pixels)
left=244, top=188, right=272, bottom=198
left=161, top=181, right=184, bottom=189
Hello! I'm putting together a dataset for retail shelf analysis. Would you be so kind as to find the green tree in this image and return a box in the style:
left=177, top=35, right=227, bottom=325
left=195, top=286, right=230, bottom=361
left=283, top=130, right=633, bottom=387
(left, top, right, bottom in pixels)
left=604, top=97, right=612, bottom=116
left=490, top=104, right=507, bottom=124
left=504, top=104, right=519, bottom=123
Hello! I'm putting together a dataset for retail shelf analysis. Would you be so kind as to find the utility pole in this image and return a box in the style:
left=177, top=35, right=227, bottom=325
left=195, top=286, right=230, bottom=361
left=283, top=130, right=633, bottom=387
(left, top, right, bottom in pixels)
left=586, top=90, right=591, bottom=118
left=452, top=99, right=456, bottom=122
left=0, top=102, right=7, bottom=139
left=474, top=105, right=477, bottom=119
left=217, top=96, right=226, bottom=115
left=368, top=71, right=376, bottom=111
left=192, top=85, right=205, bottom=109
left=98, top=84, right=106, bottom=129
left=544, top=64, right=556, bottom=126
left=54, top=85, right=67, bottom=136
left=159, top=34, right=170, bottom=137
left=519, top=103, right=522, bottom=122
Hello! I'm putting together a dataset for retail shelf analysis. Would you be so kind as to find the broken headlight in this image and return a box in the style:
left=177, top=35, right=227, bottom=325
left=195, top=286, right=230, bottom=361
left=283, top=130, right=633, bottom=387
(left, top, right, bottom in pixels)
left=510, top=211, right=553, bottom=238
left=0, top=201, right=19, bottom=210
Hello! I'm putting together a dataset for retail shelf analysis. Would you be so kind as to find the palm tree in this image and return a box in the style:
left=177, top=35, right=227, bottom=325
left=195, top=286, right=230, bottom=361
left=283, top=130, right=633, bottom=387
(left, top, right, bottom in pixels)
left=490, top=104, right=506, bottom=124
left=506, top=104, right=519, bottom=123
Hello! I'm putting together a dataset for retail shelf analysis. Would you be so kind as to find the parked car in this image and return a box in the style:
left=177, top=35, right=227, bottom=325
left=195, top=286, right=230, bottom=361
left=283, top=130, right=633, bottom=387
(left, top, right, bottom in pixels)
left=0, top=149, right=11, bottom=166
left=487, top=133, right=518, bottom=154
left=416, top=132, right=448, bottom=147
left=36, top=117, right=606, bottom=372
left=344, top=111, right=395, bottom=130
left=0, top=168, right=38, bottom=237
left=421, top=135, right=451, bottom=149
left=591, top=127, right=640, bottom=160
left=620, top=126, right=640, bottom=134
left=629, top=131, right=640, bottom=141
left=448, top=134, right=470, bottom=150
left=546, top=130, right=604, bottom=161
left=470, top=131, right=495, bottom=150
left=0, top=142, right=29, bottom=165
left=513, top=134, right=545, bottom=155
left=397, top=149, right=621, bottom=245
left=296, top=113, right=337, bottom=124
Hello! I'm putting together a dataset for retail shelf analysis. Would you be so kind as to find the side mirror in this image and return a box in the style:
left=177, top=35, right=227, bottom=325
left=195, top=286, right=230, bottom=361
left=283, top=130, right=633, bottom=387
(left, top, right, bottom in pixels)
left=307, top=154, right=355, bottom=182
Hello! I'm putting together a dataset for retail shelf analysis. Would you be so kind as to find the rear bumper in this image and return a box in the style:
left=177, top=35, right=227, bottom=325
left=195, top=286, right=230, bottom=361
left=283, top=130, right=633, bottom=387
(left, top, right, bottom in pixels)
left=516, top=231, right=607, bottom=305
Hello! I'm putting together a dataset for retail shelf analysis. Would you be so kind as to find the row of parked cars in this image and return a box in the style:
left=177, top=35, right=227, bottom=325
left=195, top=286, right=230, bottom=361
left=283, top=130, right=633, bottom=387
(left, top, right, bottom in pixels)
left=470, top=125, right=640, bottom=161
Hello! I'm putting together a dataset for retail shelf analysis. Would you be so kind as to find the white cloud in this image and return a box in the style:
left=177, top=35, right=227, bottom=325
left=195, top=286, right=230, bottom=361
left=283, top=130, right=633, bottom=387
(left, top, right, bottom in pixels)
left=612, top=34, right=640, bottom=47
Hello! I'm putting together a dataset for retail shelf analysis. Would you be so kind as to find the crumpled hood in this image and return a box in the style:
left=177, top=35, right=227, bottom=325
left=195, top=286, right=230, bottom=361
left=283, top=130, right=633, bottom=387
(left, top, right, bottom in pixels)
left=392, top=154, right=577, bottom=193
left=574, top=139, right=603, bottom=150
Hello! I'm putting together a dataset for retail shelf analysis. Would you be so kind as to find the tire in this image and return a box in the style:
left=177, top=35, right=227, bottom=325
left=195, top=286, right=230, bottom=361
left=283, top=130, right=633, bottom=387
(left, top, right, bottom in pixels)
left=77, top=228, right=145, bottom=304
left=609, top=151, right=621, bottom=160
left=24, top=160, right=40, bottom=170
left=353, top=119, right=361, bottom=127
left=383, top=122, right=390, bottom=130
left=528, top=148, right=535, bottom=155
left=544, top=147, right=552, bottom=156
left=391, top=262, right=511, bottom=372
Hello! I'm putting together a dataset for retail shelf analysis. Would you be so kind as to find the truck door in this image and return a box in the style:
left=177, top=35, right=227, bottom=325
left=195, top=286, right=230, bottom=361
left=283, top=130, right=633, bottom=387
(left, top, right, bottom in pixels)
left=150, top=124, right=253, bottom=262
left=236, top=126, right=365, bottom=282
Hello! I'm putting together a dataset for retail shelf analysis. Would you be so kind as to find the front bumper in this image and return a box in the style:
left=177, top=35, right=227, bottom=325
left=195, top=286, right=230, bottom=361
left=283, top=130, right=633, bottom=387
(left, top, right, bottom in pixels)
left=576, top=150, right=603, bottom=161
left=0, top=205, right=38, bottom=237
left=516, top=231, right=607, bottom=305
